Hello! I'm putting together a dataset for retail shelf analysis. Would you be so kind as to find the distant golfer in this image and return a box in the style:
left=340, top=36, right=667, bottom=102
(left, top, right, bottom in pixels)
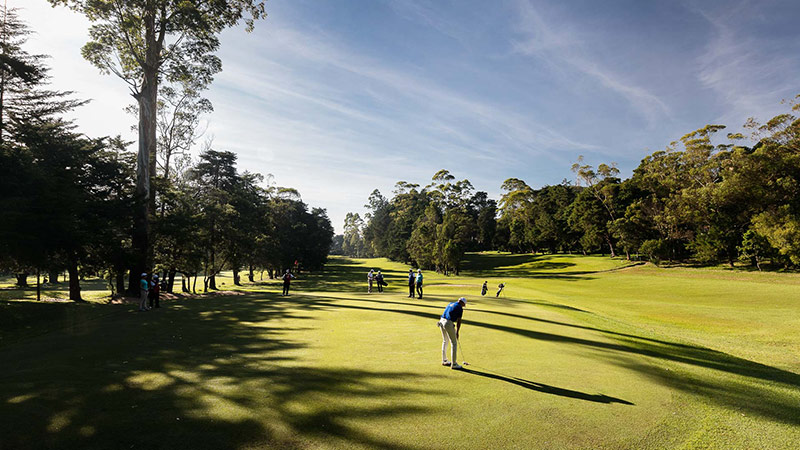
left=282, top=269, right=295, bottom=296
left=496, top=283, right=505, bottom=297
left=438, top=297, right=467, bottom=370
left=149, top=274, right=161, bottom=309
left=367, top=269, right=375, bottom=293
left=481, top=281, right=488, bottom=296
left=407, top=269, right=415, bottom=298
left=415, top=269, right=424, bottom=299
left=376, top=271, right=385, bottom=293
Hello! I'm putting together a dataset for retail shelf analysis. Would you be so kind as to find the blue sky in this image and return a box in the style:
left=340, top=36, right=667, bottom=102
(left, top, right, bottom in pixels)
left=17, top=0, right=800, bottom=232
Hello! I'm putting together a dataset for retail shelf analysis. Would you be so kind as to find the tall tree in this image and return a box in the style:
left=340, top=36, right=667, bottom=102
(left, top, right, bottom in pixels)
left=342, top=212, right=366, bottom=257
left=49, top=0, right=267, bottom=292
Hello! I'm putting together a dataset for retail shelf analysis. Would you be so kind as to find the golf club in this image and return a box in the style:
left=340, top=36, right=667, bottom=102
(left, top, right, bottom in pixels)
left=456, top=336, right=470, bottom=366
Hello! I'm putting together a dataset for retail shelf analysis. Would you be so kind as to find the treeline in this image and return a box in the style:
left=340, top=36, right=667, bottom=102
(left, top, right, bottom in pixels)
left=0, top=7, right=332, bottom=300
left=337, top=96, right=800, bottom=271
left=332, top=170, right=497, bottom=275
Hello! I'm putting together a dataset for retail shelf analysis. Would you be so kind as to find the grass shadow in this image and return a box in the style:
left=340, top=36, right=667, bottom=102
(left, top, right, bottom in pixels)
left=299, top=294, right=800, bottom=425
left=459, top=368, right=634, bottom=405
left=0, top=291, right=440, bottom=450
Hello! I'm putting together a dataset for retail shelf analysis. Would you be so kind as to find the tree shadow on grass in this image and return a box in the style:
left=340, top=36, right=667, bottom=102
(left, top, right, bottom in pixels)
left=0, top=292, right=439, bottom=450
left=296, top=258, right=413, bottom=294
left=459, top=368, right=634, bottom=405
left=299, top=294, right=800, bottom=426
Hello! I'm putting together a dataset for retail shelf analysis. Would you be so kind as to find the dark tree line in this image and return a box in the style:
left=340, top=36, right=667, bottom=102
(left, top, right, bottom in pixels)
left=0, top=7, right=333, bottom=300
left=346, top=96, right=800, bottom=271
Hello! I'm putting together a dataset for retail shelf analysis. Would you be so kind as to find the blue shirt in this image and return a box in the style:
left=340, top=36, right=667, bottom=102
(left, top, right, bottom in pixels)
left=442, top=302, right=463, bottom=322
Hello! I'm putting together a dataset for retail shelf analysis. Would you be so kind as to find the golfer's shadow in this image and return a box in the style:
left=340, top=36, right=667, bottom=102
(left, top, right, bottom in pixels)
left=460, top=368, right=634, bottom=405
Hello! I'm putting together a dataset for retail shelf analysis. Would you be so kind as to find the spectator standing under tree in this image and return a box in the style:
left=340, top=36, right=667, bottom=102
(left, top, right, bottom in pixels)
left=376, top=271, right=385, bottom=293
left=367, top=269, right=375, bottom=293
left=407, top=269, right=415, bottom=298
left=139, top=273, right=149, bottom=312
left=282, top=269, right=295, bottom=296
left=415, top=269, right=424, bottom=299
left=149, top=274, right=161, bottom=309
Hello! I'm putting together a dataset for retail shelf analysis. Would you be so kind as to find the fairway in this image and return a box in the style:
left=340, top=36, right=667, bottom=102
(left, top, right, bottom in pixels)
left=2, top=254, right=800, bottom=449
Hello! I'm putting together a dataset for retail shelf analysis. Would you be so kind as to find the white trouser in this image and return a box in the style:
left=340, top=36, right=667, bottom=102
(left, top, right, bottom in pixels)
left=140, top=290, right=148, bottom=310
left=438, top=318, right=457, bottom=363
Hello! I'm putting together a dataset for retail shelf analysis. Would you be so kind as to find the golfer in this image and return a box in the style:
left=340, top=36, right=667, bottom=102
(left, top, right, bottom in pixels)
left=438, top=297, right=466, bottom=370
left=481, top=281, right=488, bottom=296
left=282, top=269, right=295, bottom=296
left=367, top=269, right=375, bottom=293
left=415, top=269, right=424, bottom=299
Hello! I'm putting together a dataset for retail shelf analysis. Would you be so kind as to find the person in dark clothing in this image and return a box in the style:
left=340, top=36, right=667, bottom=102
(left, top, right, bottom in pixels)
left=407, top=269, right=415, bottom=298
left=149, top=274, right=161, bottom=308
left=376, top=271, right=385, bottom=293
left=415, top=269, right=424, bottom=299
left=496, top=283, right=505, bottom=297
left=481, top=281, right=488, bottom=296
left=282, top=270, right=295, bottom=296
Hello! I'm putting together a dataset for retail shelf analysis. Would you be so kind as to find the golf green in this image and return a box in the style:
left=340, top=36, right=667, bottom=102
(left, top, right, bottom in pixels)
left=1, top=254, right=799, bottom=449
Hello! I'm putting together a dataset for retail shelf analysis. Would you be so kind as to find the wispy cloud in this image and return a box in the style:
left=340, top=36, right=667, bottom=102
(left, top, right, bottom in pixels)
left=510, top=0, right=671, bottom=126
left=694, top=2, right=798, bottom=127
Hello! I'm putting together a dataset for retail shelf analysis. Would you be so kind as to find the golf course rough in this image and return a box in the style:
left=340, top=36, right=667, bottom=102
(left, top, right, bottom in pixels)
left=1, top=253, right=799, bottom=449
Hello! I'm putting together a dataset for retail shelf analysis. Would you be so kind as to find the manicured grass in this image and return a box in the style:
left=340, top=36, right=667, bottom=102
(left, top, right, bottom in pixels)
left=1, top=254, right=799, bottom=449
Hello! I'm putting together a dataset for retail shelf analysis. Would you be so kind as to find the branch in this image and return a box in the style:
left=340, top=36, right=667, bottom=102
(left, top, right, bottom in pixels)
left=112, top=0, right=146, bottom=68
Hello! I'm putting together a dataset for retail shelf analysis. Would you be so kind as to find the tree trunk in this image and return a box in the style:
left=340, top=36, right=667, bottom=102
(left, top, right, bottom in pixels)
left=192, top=273, right=198, bottom=294
left=268, top=268, right=274, bottom=279
left=248, top=265, right=255, bottom=283
left=15, top=273, right=28, bottom=287
left=48, top=269, right=59, bottom=284
left=115, top=270, right=126, bottom=295
left=67, top=258, right=82, bottom=302
left=36, top=269, right=41, bottom=301
left=233, top=266, right=241, bottom=286
left=167, top=268, right=177, bottom=293
left=209, top=274, right=217, bottom=290
left=605, top=235, right=616, bottom=258
left=128, top=6, right=160, bottom=296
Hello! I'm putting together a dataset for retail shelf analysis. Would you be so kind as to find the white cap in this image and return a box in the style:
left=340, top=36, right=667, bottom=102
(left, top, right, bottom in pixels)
left=458, top=297, right=467, bottom=306
left=141, top=273, right=147, bottom=277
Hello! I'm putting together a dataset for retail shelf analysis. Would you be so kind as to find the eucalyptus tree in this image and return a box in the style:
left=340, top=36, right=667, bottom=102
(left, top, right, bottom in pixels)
left=571, top=157, right=623, bottom=257
left=497, top=178, right=534, bottom=252
left=49, top=0, right=267, bottom=292
left=342, top=212, right=366, bottom=257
